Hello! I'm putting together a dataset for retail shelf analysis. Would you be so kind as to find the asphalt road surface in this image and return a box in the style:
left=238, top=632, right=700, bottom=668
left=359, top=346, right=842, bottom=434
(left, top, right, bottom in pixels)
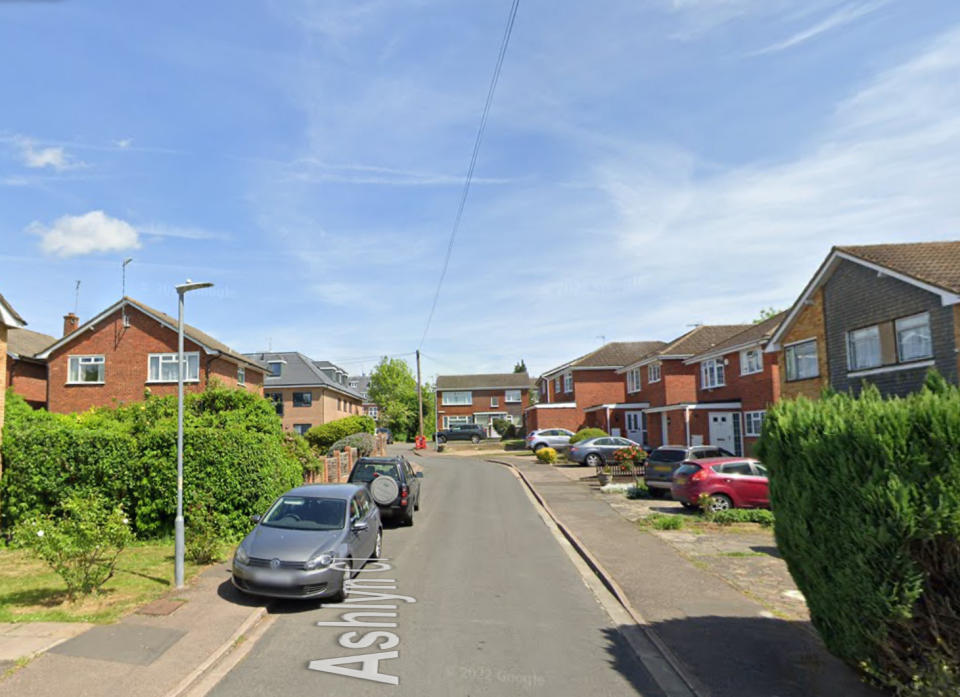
left=207, top=451, right=664, bottom=697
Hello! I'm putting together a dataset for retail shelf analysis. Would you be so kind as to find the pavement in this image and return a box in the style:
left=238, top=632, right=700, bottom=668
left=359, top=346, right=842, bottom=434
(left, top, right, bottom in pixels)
left=493, top=455, right=886, bottom=697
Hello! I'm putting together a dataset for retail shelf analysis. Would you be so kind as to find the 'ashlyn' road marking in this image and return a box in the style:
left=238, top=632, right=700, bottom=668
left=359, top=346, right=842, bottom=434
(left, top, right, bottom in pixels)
left=308, top=559, right=414, bottom=686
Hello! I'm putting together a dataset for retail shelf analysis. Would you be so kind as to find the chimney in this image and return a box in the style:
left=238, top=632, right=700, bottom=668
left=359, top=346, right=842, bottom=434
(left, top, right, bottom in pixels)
left=63, top=312, right=79, bottom=336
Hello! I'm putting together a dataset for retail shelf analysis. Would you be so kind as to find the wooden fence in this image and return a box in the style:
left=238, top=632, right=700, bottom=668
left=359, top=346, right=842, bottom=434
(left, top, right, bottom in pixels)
left=303, top=431, right=390, bottom=484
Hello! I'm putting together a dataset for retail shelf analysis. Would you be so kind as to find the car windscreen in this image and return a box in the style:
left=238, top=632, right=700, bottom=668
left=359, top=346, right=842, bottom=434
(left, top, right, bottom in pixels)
left=261, top=496, right=346, bottom=531
left=649, top=449, right=687, bottom=463
left=350, top=462, right=400, bottom=483
left=674, top=463, right=701, bottom=476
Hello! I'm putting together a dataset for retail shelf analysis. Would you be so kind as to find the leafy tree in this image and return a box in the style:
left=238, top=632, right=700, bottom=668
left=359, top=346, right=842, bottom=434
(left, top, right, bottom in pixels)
left=368, top=358, right=434, bottom=441
left=753, top=307, right=782, bottom=324
left=513, top=360, right=527, bottom=373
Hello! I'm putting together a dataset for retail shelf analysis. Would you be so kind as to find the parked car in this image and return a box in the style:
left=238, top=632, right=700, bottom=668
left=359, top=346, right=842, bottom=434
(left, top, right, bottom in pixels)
left=568, top=436, right=641, bottom=467
left=644, top=444, right=734, bottom=498
left=435, top=423, right=486, bottom=444
left=232, top=483, right=381, bottom=601
left=525, top=428, right=575, bottom=452
left=671, top=458, right=770, bottom=511
left=347, top=456, right=423, bottom=525
left=376, top=427, right=394, bottom=444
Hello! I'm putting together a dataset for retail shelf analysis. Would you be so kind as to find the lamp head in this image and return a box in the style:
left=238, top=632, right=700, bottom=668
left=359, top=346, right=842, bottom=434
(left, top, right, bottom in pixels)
left=175, top=280, right=214, bottom=294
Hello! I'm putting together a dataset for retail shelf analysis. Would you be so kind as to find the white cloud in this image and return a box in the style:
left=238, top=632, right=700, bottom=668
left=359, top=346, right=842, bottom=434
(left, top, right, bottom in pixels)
left=114, top=138, right=133, bottom=149
left=14, top=136, right=85, bottom=171
left=28, top=211, right=141, bottom=258
left=140, top=223, right=229, bottom=240
left=750, top=1, right=889, bottom=55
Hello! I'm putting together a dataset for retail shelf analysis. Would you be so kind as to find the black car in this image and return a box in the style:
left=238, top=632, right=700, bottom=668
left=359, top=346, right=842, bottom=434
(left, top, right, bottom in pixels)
left=644, top=444, right=734, bottom=497
left=376, top=427, right=394, bottom=444
left=347, top=456, right=422, bottom=525
left=435, top=423, right=486, bottom=444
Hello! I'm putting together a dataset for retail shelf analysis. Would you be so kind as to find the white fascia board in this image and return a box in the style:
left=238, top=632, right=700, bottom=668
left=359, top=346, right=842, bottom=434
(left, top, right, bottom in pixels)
left=644, top=401, right=741, bottom=414
left=438, top=385, right=529, bottom=391
left=618, top=354, right=690, bottom=373
left=525, top=402, right=577, bottom=410
left=583, top=402, right=650, bottom=412
left=0, top=305, right=25, bottom=329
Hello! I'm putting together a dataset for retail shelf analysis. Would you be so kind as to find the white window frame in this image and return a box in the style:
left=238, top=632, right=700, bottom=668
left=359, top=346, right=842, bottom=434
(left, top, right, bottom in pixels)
left=293, top=423, right=312, bottom=436
left=701, top=358, right=725, bottom=389
left=744, top=410, right=765, bottom=437
left=367, top=406, right=379, bottom=418
left=785, top=339, right=820, bottom=381
left=648, top=363, right=661, bottom=383
left=67, top=355, right=105, bottom=384
left=627, top=367, right=641, bottom=393
left=740, top=348, right=763, bottom=376
left=563, top=372, right=573, bottom=393
left=554, top=376, right=561, bottom=393
left=147, top=352, right=200, bottom=383
left=504, top=389, right=522, bottom=403
left=444, top=415, right=470, bottom=428
left=442, top=390, right=472, bottom=406
left=490, top=396, right=499, bottom=407
left=237, top=365, right=245, bottom=385
left=846, top=325, right=882, bottom=371
left=895, top=312, right=933, bottom=363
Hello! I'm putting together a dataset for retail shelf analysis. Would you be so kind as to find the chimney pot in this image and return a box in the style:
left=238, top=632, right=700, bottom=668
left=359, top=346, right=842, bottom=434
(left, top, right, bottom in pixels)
left=63, top=313, right=79, bottom=336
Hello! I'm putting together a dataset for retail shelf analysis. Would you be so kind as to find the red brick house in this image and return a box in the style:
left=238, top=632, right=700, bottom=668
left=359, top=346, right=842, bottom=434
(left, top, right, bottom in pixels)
left=435, top=372, right=532, bottom=436
left=35, top=297, right=265, bottom=414
left=525, top=342, right=664, bottom=434
left=617, top=325, right=750, bottom=450
left=1, top=293, right=28, bottom=451
left=6, top=327, right=55, bottom=409
left=683, top=313, right=784, bottom=456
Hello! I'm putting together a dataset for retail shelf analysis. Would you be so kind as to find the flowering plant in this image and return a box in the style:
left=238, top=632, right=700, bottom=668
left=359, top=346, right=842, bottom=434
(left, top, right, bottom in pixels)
left=613, top=445, right=646, bottom=464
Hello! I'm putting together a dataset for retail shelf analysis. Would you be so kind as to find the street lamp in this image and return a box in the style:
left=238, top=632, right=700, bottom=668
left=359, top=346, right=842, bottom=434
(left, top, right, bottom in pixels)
left=174, top=280, right=213, bottom=589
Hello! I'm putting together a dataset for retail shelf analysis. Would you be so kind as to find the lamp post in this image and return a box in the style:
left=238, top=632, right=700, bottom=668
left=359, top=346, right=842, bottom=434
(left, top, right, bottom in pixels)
left=175, top=280, right=213, bottom=589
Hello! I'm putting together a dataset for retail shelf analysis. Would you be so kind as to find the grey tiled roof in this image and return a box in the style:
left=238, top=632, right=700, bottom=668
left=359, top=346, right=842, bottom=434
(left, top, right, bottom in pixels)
left=245, top=351, right=364, bottom=399
left=436, top=372, right=532, bottom=390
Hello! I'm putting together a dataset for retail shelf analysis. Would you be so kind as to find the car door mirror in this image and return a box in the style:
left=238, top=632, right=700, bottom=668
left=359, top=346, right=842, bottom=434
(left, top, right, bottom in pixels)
left=352, top=520, right=369, bottom=532
left=250, top=514, right=262, bottom=524
left=415, top=471, right=423, bottom=478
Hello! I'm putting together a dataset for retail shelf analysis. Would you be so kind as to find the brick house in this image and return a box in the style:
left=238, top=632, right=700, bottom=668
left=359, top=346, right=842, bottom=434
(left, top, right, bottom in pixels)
left=525, top=342, right=664, bottom=434
left=35, top=297, right=265, bottom=414
left=435, top=372, right=532, bottom=436
left=683, top=313, right=784, bottom=456
left=348, top=374, right=379, bottom=421
left=6, top=327, right=55, bottom=409
left=246, top=352, right=364, bottom=434
left=0, top=294, right=27, bottom=455
left=767, top=242, right=960, bottom=399
left=617, top=325, right=751, bottom=451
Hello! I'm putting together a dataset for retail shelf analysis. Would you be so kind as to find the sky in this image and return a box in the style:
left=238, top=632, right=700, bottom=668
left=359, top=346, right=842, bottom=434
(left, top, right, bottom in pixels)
left=3, top=0, right=960, bottom=382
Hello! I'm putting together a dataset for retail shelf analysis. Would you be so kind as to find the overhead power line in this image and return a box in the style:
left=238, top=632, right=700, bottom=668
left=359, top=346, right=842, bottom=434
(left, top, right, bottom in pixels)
left=418, top=0, right=521, bottom=350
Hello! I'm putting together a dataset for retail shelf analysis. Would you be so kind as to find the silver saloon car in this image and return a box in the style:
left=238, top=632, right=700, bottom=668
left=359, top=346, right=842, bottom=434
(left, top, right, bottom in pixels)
left=232, top=484, right=382, bottom=601
left=567, top=436, right=640, bottom=467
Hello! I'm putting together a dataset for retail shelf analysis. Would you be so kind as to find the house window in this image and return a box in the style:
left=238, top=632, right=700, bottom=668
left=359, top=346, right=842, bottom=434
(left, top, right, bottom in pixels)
left=648, top=363, right=661, bottom=383
left=349, top=380, right=358, bottom=388
left=744, top=411, right=765, bottom=437
left=293, top=391, right=312, bottom=407
left=896, top=312, right=933, bottom=363
left=237, top=366, right=245, bottom=385
left=563, top=372, right=573, bottom=392
left=442, top=391, right=472, bottom=406
left=554, top=376, right=561, bottom=393
left=368, top=406, right=378, bottom=419
left=266, top=392, right=283, bottom=415
left=490, top=396, right=499, bottom=407
left=740, top=348, right=763, bottom=375
left=785, top=340, right=819, bottom=381
left=627, top=367, right=641, bottom=393
left=68, top=355, right=105, bottom=384
left=148, top=353, right=199, bottom=383
left=268, top=361, right=282, bottom=377
left=505, top=389, right=521, bottom=403
left=701, top=358, right=725, bottom=389
left=444, top=415, right=470, bottom=428
left=293, top=424, right=311, bottom=436
left=847, top=325, right=882, bottom=371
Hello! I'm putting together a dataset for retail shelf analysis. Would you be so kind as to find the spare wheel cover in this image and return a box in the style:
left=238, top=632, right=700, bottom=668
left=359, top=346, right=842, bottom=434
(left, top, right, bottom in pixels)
left=370, top=476, right=400, bottom=505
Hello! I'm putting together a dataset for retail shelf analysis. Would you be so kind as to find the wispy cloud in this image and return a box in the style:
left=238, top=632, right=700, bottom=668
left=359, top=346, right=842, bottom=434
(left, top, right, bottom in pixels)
left=140, top=223, right=230, bottom=241
left=749, top=1, right=889, bottom=55
left=28, top=210, right=141, bottom=257
left=11, top=136, right=85, bottom=171
left=284, top=158, right=514, bottom=187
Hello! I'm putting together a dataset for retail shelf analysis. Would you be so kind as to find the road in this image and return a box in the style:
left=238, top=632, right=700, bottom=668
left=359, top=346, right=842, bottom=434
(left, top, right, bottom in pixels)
left=206, top=451, right=664, bottom=696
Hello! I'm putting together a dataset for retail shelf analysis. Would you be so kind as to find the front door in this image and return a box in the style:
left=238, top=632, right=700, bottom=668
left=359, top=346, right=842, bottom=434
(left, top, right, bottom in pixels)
left=708, top=412, right=736, bottom=454
left=625, top=411, right=645, bottom=444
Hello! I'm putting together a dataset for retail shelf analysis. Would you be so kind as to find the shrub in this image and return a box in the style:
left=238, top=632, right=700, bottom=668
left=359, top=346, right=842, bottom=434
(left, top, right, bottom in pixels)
left=711, top=509, right=775, bottom=527
left=14, top=493, right=134, bottom=599
left=535, top=447, right=558, bottom=464
left=329, top=432, right=376, bottom=457
left=282, top=432, right=324, bottom=475
left=569, top=428, right=607, bottom=444
left=492, top=418, right=518, bottom=439
left=185, top=495, right=228, bottom=564
left=304, top=415, right=375, bottom=454
left=625, top=484, right=648, bottom=499
left=646, top=513, right=683, bottom=530
left=756, top=374, right=960, bottom=696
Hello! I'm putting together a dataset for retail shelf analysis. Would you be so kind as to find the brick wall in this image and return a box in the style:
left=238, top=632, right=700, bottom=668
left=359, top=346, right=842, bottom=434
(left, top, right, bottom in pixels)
left=264, top=387, right=363, bottom=433
left=524, top=406, right=580, bottom=432
left=572, top=369, right=625, bottom=410
left=437, top=387, right=530, bottom=427
left=7, top=357, right=47, bottom=407
left=0, top=325, right=6, bottom=452
left=635, top=360, right=697, bottom=409
left=778, top=288, right=829, bottom=400
left=823, top=259, right=958, bottom=396
left=694, top=349, right=779, bottom=411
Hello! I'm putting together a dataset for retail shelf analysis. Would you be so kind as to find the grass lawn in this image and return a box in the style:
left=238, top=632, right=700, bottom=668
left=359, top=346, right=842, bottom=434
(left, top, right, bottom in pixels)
left=0, top=540, right=223, bottom=624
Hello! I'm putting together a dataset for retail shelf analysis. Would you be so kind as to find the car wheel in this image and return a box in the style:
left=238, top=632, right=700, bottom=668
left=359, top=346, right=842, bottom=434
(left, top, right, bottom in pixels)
left=437, top=435, right=446, bottom=444
left=414, top=493, right=421, bottom=511
left=708, top=494, right=733, bottom=512
left=585, top=453, right=602, bottom=468
left=680, top=501, right=695, bottom=509
left=471, top=435, right=480, bottom=444
left=331, top=559, right=352, bottom=602
left=372, top=530, right=382, bottom=560
left=404, top=510, right=414, bottom=526
left=648, top=487, right=666, bottom=498
left=533, top=443, right=546, bottom=452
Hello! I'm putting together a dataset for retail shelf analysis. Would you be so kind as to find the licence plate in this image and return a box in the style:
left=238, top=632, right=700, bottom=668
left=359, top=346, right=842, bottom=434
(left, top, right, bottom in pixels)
left=652, top=464, right=671, bottom=472
left=249, top=569, right=295, bottom=587
left=675, top=477, right=687, bottom=484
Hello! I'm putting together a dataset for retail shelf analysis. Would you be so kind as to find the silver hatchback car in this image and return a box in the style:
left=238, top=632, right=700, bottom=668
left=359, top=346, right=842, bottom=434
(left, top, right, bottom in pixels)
left=232, top=483, right=382, bottom=601
left=525, top=428, right=575, bottom=452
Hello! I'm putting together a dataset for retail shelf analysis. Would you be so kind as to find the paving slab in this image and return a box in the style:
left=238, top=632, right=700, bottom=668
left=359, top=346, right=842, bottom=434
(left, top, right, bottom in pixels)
left=0, top=622, right=93, bottom=662
left=50, top=623, right=186, bottom=666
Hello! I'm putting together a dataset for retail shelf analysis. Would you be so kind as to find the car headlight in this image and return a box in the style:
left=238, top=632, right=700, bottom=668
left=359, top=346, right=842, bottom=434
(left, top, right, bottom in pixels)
left=304, top=551, right=335, bottom=570
left=234, top=545, right=249, bottom=565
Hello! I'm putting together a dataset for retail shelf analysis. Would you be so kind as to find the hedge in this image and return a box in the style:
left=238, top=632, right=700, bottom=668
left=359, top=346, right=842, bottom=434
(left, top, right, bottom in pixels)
left=329, top=432, right=375, bottom=457
left=1, top=387, right=314, bottom=537
left=305, top=415, right=375, bottom=454
left=756, top=373, right=960, bottom=696
left=569, top=428, right=607, bottom=444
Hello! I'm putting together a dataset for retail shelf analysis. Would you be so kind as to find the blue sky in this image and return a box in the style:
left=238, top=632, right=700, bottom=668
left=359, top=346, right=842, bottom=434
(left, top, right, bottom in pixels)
left=3, top=0, right=960, bottom=382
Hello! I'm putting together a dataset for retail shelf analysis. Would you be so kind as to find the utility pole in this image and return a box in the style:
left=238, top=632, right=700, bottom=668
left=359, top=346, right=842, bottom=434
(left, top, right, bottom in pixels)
left=416, top=350, right=424, bottom=438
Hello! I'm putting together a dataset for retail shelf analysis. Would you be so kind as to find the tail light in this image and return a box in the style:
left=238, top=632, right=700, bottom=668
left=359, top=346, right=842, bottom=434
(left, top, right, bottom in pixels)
left=400, top=484, right=409, bottom=506
left=689, top=468, right=707, bottom=483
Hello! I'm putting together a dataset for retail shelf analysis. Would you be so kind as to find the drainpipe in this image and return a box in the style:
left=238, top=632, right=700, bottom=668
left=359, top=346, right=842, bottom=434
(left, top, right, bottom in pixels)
left=684, top=406, right=693, bottom=446
left=605, top=406, right=611, bottom=434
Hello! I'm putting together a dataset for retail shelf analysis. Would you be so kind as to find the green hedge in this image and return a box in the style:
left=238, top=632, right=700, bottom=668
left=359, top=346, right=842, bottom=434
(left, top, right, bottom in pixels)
left=1, top=387, right=313, bottom=537
left=569, top=428, right=607, bottom=444
left=756, top=374, right=960, bottom=696
left=305, top=415, right=375, bottom=453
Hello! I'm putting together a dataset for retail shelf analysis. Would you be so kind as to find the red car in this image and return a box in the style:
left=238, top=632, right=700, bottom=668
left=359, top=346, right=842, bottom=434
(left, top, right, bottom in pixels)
left=670, top=457, right=770, bottom=511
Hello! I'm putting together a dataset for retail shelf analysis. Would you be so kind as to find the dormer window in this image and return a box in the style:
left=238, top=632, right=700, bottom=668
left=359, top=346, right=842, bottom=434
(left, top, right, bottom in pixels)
left=268, top=361, right=283, bottom=377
